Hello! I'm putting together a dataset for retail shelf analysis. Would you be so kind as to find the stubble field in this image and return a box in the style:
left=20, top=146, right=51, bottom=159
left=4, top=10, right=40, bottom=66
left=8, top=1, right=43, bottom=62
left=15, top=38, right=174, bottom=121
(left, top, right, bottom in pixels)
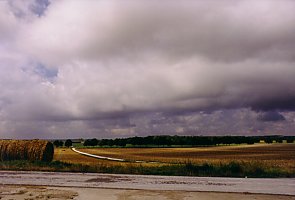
left=53, top=143, right=295, bottom=175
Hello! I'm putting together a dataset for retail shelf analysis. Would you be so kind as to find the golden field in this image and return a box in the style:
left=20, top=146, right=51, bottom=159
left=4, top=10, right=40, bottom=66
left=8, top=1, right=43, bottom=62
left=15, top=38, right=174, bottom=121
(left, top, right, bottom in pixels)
left=54, top=144, right=295, bottom=172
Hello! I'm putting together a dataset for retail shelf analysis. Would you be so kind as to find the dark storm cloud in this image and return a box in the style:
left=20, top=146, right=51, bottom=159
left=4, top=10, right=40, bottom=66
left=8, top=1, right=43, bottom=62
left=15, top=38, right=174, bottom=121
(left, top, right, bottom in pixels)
left=251, top=96, right=295, bottom=111
left=1, top=0, right=295, bottom=138
left=257, top=111, right=286, bottom=122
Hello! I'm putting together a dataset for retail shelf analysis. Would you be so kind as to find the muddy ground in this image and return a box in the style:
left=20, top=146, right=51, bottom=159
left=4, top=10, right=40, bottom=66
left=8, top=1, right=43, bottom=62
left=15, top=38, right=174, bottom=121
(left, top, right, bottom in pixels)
left=0, top=171, right=294, bottom=200
left=0, top=185, right=295, bottom=200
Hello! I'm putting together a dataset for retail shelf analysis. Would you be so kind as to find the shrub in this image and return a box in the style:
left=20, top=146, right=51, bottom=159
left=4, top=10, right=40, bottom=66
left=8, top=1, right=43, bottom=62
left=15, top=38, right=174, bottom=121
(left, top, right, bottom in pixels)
left=65, top=139, right=72, bottom=147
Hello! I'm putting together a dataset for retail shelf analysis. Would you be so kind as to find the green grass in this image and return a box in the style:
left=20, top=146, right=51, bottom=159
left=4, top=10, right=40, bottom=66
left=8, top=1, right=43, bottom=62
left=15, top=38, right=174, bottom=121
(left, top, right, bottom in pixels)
left=0, top=160, right=293, bottom=178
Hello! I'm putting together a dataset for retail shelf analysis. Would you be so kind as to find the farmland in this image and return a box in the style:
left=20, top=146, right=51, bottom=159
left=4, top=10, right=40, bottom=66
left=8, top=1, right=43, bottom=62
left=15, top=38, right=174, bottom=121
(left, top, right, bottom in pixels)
left=0, top=142, right=294, bottom=177
left=78, top=144, right=295, bottom=164
left=51, top=143, right=295, bottom=177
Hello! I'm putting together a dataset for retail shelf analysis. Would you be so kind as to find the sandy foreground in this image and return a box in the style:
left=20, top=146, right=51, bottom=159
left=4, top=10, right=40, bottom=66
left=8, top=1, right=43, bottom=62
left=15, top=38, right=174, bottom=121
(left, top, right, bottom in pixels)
left=0, top=171, right=294, bottom=200
left=0, top=185, right=295, bottom=200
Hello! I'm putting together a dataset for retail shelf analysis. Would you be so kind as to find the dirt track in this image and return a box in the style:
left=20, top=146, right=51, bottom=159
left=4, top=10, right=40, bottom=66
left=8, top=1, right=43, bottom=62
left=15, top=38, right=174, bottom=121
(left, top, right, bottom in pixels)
left=0, top=171, right=294, bottom=199
left=1, top=185, right=295, bottom=200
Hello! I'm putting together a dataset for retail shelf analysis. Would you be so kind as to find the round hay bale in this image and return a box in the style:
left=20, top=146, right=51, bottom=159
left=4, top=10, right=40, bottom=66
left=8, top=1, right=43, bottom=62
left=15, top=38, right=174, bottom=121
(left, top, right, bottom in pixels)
left=0, top=140, right=54, bottom=162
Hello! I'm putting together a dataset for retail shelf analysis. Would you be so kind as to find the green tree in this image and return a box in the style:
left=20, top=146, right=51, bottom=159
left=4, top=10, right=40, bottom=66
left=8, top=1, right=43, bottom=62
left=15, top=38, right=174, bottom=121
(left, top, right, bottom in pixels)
left=65, top=139, right=72, bottom=147
left=53, top=140, right=63, bottom=147
left=286, top=138, right=294, bottom=143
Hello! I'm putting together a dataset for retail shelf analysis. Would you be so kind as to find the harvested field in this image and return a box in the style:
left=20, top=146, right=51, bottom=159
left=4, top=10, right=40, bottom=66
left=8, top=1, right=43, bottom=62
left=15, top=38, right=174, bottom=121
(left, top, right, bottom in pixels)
left=0, top=140, right=54, bottom=162
left=77, top=144, right=295, bottom=171
left=48, top=144, right=295, bottom=177
left=53, top=148, right=128, bottom=166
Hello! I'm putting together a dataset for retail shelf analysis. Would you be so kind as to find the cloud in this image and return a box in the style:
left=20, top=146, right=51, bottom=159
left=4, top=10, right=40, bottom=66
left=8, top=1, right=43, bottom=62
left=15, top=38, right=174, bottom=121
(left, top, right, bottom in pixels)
left=257, top=111, right=286, bottom=122
left=0, top=0, right=295, bottom=138
left=7, top=0, right=50, bottom=19
left=19, top=0, right=295, bottom=114
left=20, top=0, right=295, bottom=63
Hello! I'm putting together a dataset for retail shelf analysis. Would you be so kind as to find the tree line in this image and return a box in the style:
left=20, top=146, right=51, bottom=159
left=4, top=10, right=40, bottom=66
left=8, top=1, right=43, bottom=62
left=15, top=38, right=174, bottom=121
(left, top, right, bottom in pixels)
left=81, top=135, right=295, bottom=147
left=53, top=139, right=72, bottom=147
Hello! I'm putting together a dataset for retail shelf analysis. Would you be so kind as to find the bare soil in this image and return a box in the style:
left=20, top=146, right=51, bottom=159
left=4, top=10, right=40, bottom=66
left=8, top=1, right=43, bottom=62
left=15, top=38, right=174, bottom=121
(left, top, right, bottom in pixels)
left=0, top=185, right=294, bottom=200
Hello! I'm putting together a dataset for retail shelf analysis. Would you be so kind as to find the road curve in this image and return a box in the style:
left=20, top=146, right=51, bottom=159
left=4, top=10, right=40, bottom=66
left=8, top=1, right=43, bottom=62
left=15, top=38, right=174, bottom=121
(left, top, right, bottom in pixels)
left=0, top=171, right=294, bottom=195
left=71, top=147, right=158, bottom=163
left=71, top=147, right=125, bottom=162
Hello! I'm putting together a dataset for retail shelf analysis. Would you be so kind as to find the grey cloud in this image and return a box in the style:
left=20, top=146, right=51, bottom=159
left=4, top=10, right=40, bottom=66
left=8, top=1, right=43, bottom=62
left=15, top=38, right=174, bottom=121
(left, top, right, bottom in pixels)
left=23, top=0, right=295, bottom=63
left=251, top=96, right=295, bottom=111
left=29, top=0, right=50, bottom=17
left=257, top=111, right=286, bottom=122
left=85, top=118, right=136, bottom=130
left=33, top=63, right=58, bottom=80
left=18, top=0, right=295, bottom=115
left=1, top=0, right=295, bottom=138
left=132, top=109, right=294, bottom=137
left=8, top=0, right=50, bottom=18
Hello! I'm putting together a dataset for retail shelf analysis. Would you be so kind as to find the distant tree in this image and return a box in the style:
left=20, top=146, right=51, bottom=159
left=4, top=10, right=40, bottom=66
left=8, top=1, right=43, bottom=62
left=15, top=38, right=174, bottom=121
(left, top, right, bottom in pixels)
left=65, top=139, right=72, bottom=147
left=53, top=140, right=63, bottom=147
left=79, top=135, right=292, bottom=147
left=114, top=138, right=126, bottom=146
left=264, top=138, right=273, bottom=144
left=53, top=140, right=60, bottom=147
left=84, top=138, right=99, bottom=146
left=246, top=139, right=255, bottom=145
left=83, top=139, right=90, bottom=146
left=99, top=139, right=109, bottom=146
left=99, top=139, right=114, bottom=146
left=275, top=138, right=283, bottom=143
left=90, top=138, right=98, bottom=146
left=286, top=139, right=294, bottom=143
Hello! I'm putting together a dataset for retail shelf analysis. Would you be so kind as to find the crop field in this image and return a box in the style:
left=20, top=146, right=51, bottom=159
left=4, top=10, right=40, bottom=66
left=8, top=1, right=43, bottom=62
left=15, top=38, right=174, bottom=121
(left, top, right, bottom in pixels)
left=0, top=143, right=293, bottom=177
left=54, top=148, right=121, bottom=166
left=54, top=144, right=295, bottom=173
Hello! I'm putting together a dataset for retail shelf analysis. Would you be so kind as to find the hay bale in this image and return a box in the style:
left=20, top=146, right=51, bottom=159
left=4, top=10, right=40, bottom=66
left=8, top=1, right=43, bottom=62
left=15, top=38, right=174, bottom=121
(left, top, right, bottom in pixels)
left=0, top=140, right=54, bottom=162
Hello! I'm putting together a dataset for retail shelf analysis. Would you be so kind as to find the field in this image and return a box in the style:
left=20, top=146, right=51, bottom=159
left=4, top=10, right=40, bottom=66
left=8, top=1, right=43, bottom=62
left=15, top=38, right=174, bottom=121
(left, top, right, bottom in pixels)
left=0, top=143, right=293, bottom=177
left=78, top=144, right=295, bottom=166
left=51, top=143, right=295, bottom=177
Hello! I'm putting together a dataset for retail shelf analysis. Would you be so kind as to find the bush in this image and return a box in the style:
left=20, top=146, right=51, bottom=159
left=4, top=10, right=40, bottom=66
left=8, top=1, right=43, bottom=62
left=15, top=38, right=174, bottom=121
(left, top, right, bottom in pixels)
left=53, top=140, right=64, bottom=147
left=65, top=139, right=72, bottom=147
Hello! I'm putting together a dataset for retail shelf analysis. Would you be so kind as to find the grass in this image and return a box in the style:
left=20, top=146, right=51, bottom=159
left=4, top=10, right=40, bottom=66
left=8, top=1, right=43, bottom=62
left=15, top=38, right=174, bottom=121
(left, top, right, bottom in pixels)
left=0, top=159, right=293, bottom=178
left=0, top=143, right=294, bottom=178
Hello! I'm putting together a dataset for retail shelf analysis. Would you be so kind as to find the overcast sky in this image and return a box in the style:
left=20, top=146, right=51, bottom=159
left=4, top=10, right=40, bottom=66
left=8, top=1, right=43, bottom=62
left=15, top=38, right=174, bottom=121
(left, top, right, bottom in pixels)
left=0, top=0, right=295, bottom=139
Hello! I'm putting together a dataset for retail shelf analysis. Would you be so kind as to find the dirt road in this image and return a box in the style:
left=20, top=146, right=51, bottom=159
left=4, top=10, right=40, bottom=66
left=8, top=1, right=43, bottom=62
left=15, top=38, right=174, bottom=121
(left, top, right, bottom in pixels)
left=0, top=171, right=294, bottom=199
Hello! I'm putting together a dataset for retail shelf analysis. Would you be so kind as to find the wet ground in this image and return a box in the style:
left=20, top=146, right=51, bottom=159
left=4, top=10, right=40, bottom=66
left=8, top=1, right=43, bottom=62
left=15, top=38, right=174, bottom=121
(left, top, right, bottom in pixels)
left=1, top=185, right=295, bottom=200
left=0, top=171, right=294, bottom=199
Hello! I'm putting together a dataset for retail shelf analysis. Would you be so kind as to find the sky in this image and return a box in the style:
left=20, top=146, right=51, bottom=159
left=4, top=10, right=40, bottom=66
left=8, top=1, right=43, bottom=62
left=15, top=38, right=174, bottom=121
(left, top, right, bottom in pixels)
left=0, top=0, right=295, bottom=139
